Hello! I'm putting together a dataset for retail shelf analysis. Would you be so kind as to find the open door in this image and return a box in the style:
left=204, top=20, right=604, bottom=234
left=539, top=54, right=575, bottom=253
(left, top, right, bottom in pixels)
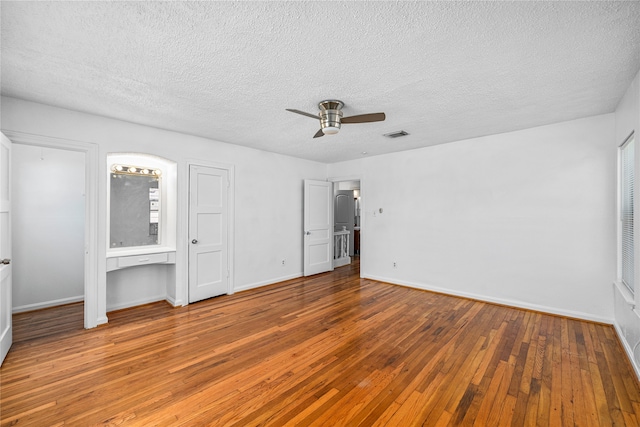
left=0, top=132, right=12, bottom=365
left=304, top=179, right=332, bottom=276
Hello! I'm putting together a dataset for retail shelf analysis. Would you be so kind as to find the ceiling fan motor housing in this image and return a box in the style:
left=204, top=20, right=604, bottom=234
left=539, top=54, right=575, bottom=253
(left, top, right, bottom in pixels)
left=319, top=100, right=344, bottom=134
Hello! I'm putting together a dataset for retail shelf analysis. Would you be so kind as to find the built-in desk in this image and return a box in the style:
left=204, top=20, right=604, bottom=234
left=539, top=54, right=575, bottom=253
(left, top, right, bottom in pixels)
left=106, top=251, right=176, bottom=272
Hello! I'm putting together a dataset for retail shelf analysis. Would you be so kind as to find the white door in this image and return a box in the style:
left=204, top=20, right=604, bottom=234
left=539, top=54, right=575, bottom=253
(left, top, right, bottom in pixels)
left=0, top=133, right=12, bottom=365
left=304, top=179, right=333, bottom=276
left=189, top=165, right=229, bottom=303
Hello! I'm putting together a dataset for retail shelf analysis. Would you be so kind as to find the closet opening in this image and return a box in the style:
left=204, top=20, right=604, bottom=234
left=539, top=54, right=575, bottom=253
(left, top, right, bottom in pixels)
left=12, top=144, right=86, bottom=323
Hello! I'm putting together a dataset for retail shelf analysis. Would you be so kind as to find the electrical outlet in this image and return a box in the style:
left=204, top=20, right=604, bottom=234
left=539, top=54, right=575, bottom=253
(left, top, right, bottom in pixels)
left=282, top=259, right=286, bottom=266
left=393, top=262, right=397, bottom=268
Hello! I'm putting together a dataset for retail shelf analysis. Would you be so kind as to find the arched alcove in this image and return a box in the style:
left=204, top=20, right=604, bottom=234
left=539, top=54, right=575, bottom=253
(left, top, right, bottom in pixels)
left=106, top=153, right=177, bottom=311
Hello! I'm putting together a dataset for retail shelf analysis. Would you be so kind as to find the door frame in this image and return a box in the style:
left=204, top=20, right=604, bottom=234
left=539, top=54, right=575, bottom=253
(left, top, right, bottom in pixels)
left=2, top=130, right=101, bottom=328
left=328, top=175, right=363, bottom=278
left=180, top=159, right=235, bottom=305
left=1, top=132, right=12, bottom=364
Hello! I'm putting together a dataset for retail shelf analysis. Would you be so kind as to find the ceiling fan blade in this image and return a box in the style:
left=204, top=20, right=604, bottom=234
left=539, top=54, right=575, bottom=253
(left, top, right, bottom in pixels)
left=341, top=112, right=386, bottom=124
left=313, top=129, right=324, bottom=138
left=286, top=109, right=319, bottom=120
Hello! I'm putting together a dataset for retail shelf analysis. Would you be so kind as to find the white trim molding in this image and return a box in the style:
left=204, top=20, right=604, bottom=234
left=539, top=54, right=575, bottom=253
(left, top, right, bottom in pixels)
left=1, top=130, right=102, bottom=329
left=106, top=295, right=166, bottom=312
left=234, top=273, right=303, bottom=293
left=615, top=280, right=636, bottom=308
left=165, top=295, right=180, bottom=307
left=328, top=175, right=365, bottom=279
left=13, top=295, right=84, bottom=314
left=364, top=274, right=614, bottom=325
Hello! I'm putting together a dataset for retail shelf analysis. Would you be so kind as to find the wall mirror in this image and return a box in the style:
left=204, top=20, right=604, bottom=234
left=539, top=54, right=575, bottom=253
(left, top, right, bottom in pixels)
left=107, top=153, right=177, bottom=257
left=110, top=165, right=162, bottom=248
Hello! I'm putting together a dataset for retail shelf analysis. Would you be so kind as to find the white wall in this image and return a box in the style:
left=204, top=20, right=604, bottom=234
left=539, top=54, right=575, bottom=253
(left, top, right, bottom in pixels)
left=330, top=114, right=616, bottom=322
left=613, top=69, right=640, bottom=376
left=2, top=95, right=621, bottom=327
left=1, top=97, right=327, bottom=318
left=106, top=264, right=169, bottom=311
left=11, top=144, right=85, bottom=311
left=338, top=180, right=359, bottom=191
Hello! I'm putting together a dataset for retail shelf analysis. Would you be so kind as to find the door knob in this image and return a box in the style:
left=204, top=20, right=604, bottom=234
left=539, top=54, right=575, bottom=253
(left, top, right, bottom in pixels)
left=305, top=231, right=311, bottom=235
left=191, top=239, right=198, bottom=244
left=0, top=259, right=10, bottom=265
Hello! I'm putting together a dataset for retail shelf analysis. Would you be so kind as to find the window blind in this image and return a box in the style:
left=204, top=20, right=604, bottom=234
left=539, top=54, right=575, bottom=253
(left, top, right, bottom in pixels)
left=621, top=134, right=635, bottom=293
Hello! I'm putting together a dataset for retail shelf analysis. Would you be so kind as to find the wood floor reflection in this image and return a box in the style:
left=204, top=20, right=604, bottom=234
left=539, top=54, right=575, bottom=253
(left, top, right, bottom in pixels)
left=2, top=259, right=640, bottom=426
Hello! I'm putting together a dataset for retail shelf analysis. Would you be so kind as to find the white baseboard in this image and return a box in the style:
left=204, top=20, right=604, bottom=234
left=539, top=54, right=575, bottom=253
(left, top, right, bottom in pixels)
left=106, top=295, right=165, bottom=312
left=613, top=322, right=640, bottom=382
left=13, top=295, right=84, bottom=313
left=235, top=273, right=303, bottom=293
left=165, top=295, right=184, bottom=307
left=363, top=274, right=613, bottom=325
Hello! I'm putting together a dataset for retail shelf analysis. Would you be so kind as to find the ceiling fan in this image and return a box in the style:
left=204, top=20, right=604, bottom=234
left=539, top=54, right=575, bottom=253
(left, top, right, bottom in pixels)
left=286, top=100, right=385, bottom=138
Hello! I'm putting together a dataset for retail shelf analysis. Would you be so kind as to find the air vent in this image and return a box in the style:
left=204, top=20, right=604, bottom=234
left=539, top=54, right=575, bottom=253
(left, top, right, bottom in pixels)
left=384, top=130, right=409, bottom=138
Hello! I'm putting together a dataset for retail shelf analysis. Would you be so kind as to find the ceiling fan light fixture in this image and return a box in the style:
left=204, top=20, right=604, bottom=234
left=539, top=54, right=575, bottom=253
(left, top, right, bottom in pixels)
left=322, top=126, right=340, bottom=135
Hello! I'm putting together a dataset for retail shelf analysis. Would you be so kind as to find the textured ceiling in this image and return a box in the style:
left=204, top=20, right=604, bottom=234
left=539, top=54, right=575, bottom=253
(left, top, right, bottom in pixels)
left=2, top=1, right=640, bottom=163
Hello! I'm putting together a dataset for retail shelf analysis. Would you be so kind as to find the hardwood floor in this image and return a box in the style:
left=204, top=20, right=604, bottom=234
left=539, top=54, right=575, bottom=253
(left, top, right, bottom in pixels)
left=2, top=260, right=640, bottom=426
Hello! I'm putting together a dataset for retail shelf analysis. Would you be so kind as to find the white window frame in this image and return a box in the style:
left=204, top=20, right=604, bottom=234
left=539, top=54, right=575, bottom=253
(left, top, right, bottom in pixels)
left=619, top=132, right=636, bottom=295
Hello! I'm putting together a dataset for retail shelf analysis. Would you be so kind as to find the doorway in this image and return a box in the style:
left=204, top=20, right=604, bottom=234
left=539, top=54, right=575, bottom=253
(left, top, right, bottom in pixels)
left=12, top=144, right=85, bottom=317
left=332, top=179, right=361, bottom=276
left=3, top=131, right=99, bottom=329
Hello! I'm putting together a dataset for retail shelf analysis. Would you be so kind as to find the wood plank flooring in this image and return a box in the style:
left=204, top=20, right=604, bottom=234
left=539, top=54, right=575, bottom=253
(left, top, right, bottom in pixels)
left=2, top=260, right=640, bottom=426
